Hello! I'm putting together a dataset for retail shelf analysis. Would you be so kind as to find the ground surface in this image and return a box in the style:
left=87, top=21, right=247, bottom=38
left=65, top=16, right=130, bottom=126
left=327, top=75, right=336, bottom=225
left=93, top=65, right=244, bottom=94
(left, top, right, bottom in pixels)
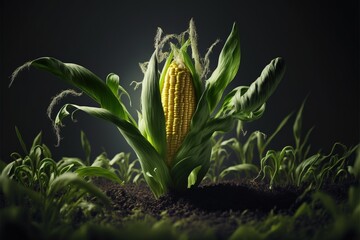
left=96, top=179, right=304, bottom=239
left=0, top=177, right=355, bottom=240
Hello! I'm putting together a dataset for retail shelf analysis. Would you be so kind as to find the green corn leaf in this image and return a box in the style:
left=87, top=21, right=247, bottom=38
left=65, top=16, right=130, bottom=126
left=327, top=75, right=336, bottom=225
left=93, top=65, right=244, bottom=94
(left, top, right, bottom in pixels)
left=11, top=57, right=133, bottom=123
left=1, top=160, right=17, bottom=178
left=171, top=140, right=212, bottom=189
left=206, top=22, right=241, bottom=113
left=235, top=104, right=266, bottom=122
left=14, top=166, right=33, bottom=185
left=232, top=57, right=285, bottom=114
left=76, top=166, right=123, bottom=184
left=176, top=116, right=234, bottom=167
left=57, top=157, right=85, bottom=174
left=220, top=163, right=259, bottom=179
left=39, top=158, right=57, bottom=175
left=295, top=154, right=320, bottom=186
left=192, top=152, right=212, bottom=187
left=172, top=116, right=234, bottom=188
left=0, top=175, right=42, bottom=206
left=187, top=165, right=202, bottom=188
left=221, top=138, right=244, bottom=163
left=229, top=225, right=264, bottom=240
left=190, top=87, right=211, bottom=129
left=55, top=104, right=171, bottom=198
left=181, top=48, right=203, bottom=101
left=15, top=126, right=28, bottom=155
left=41, top=144, right=52, bottom=159
left=106, top=73, right=132, bottom=106
left=91, top=153, right=110, bottom=168
left=48, top=172, right=110, bottom=205
left=261, top=112, right=293, bottom=155
left=299, top=127, right=314, bottom=159
left=243, top=132, right=262, bottom=164
left=205, top=116, right=236, bottom=135
left=141, top=52, right=167, bottom=158
left=217, top=86, right=247, bottom=117
left=109, top=152, right=127, bottom=166
left=159, top=50, right=174, bottom=91
left=30, top=131, right=42, bottom=151
left=136, top=111, right=147, bottom=138
left=293, top=98, right=307, bottom=148
left=106, top=73, right=120, bottom=96
left=80, top=130, right=91, bottom=165
left=219, top=87, right=267, bottom=122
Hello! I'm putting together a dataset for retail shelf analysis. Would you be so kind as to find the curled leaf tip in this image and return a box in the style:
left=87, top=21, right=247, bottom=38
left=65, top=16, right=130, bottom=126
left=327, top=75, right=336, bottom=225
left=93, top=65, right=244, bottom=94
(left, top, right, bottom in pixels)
left=273, top=57, right=286, bottom=70
left=232, top=21, right=237, bottom=29
left=9, top=61, right=32, bottom=88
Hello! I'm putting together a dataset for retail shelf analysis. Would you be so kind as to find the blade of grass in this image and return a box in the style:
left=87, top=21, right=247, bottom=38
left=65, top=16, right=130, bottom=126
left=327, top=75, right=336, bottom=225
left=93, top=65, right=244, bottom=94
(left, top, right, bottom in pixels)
left=80, top=130, right=91, bottom=165
left=76, top=166, right=123, bottom=184
left=15, top=126, right=28, bottom=155
left=259, top=112, right=293, bottom=159
left=48, top=172, right=110, bottom=205
left=220, top=163, right=259, bottom=179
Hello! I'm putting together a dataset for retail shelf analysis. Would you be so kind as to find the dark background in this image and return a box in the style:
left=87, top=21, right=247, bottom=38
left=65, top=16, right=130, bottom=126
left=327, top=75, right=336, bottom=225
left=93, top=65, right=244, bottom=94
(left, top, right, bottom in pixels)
left=1, top=0, right=359, bottom=162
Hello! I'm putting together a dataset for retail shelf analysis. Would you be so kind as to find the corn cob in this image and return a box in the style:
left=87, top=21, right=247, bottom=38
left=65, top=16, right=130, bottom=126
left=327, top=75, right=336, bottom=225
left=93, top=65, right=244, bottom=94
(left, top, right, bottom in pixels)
left=161, top=59, right=196, bottom=166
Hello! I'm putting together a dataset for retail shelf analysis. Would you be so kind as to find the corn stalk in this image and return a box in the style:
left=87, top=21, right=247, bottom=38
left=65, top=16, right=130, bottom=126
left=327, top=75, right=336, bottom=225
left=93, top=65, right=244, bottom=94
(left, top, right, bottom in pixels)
left=10, top=20, right=286, bottom=197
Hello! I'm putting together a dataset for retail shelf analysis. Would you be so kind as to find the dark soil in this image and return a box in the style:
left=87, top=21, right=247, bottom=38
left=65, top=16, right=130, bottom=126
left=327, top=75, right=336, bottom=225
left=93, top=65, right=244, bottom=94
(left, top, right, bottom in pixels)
left=94, top=178, right=356, bottom=239
left=96, top=179, right=303, bottom=239
left=0, top=177, right=355, bottom=239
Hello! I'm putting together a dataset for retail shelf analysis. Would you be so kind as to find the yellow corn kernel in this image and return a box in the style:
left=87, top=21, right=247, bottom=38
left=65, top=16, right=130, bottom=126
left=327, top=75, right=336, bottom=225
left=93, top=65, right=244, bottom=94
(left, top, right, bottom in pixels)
left=161, top=59, right=196, bottom=166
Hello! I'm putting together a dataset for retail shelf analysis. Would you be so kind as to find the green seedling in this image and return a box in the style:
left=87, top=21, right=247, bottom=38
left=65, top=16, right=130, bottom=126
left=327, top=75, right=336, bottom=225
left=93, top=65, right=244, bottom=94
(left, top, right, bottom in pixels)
left=256, top=102, right=359, bottom=189
left=0, top=128, right=109, bottom=238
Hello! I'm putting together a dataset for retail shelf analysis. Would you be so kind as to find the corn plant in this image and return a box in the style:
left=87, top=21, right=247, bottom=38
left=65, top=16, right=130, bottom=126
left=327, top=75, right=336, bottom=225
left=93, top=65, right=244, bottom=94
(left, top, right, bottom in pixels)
left=206, top=131, right=263, bottom=183
left=0, top=128, right=109, bottom=238
left=71, top=130, right=144, bottom=184
left=52, top=130, right=142, bottom=184
left=111, top=152, right=143, bottom=184
left=76, top=151, right=143, bottom=185
left=11, top=20, right=286, bottom=197
left=212, top=109, right=291, bottom=181
left=259, top=143, right=358, bottom=190
left=205, top=135, right=230, bottom=183
left=295, top=143, right=358, bottom=188
left=221, top=129, right=264, bottom=165
left=256, top=102, right=359, bottom=189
